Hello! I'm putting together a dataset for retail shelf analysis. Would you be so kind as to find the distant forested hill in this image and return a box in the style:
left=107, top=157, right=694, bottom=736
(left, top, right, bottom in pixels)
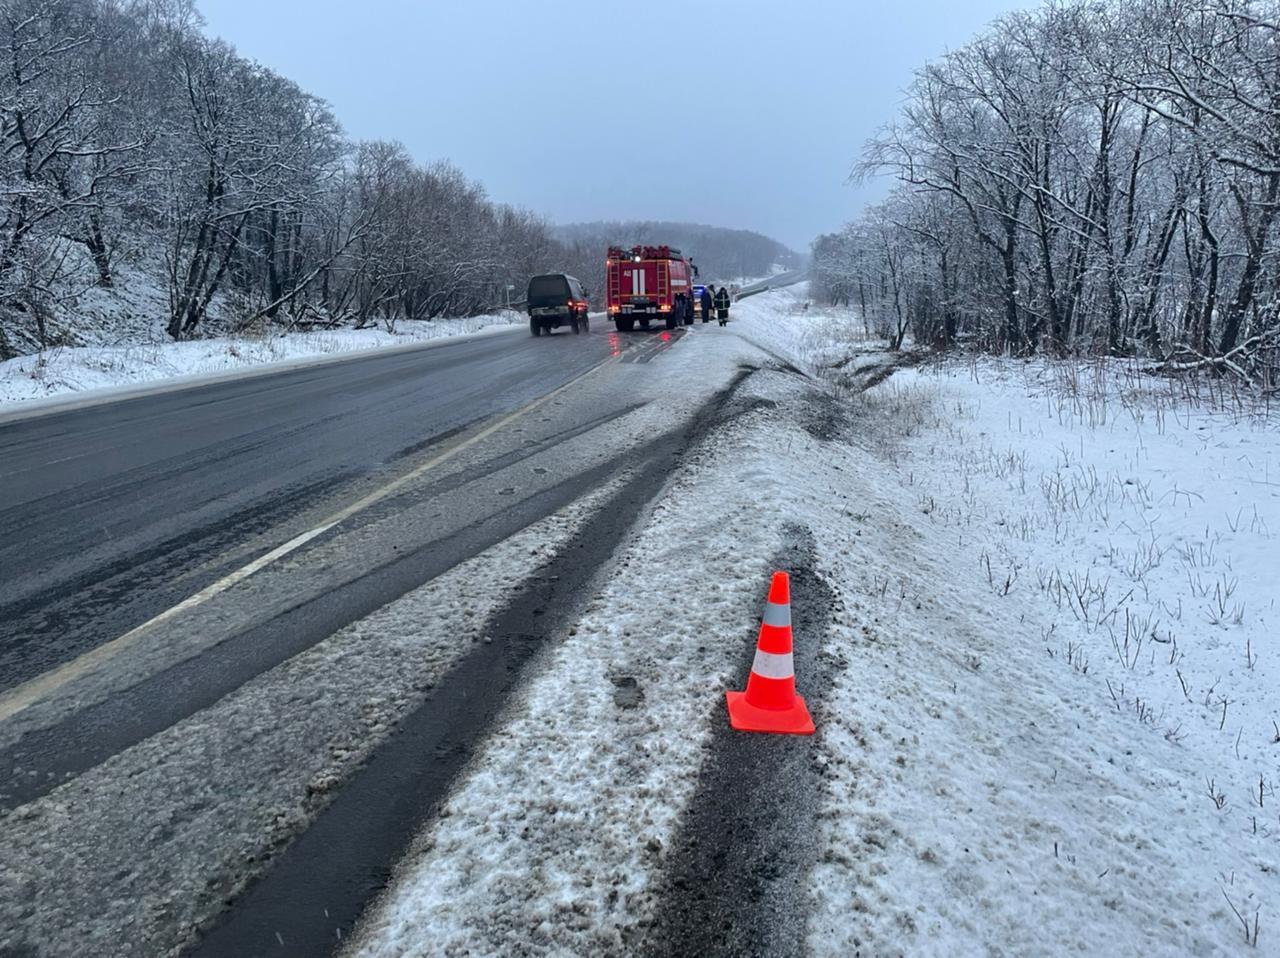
left=553, top=222, right=802, bottom=290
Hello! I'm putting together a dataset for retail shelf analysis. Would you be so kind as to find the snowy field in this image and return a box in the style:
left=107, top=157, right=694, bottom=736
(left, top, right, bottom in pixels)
left=0, top=312, right=524, bottom=409
left=349, top=287, right=1278, bottom=955
left=805, top=364, right=1278, bottom=955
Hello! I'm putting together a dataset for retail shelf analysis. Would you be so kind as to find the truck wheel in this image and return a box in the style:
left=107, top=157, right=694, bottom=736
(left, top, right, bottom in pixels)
left=571, top=318, right=581, bottom=334
left=665, top=314, right=677, bottom=330
left=530, top=317, right=541, bottom=337
left=616, top=318, right=634, bottom=332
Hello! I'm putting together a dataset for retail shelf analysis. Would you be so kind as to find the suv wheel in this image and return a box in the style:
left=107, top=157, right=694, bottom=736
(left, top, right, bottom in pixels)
left=530, top=317, right=541, bottom=336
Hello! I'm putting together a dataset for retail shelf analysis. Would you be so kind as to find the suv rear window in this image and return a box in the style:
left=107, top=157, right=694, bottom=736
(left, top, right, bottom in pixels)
left=528, top=275, right=570, bottom=301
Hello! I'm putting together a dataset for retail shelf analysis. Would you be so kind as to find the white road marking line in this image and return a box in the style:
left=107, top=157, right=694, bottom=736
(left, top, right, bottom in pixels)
left=0, top=355, right=618, bottom=724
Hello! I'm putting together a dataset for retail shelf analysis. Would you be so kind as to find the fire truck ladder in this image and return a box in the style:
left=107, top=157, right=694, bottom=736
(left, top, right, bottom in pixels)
left=609, top=262, right=621, bottom=302
left=657, top=260, right=669, bottom=301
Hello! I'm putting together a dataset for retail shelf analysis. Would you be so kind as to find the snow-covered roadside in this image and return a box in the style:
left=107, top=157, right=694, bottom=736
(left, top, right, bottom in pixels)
left=352, top=287, right=1278, bottom=956
left=347, top=326, right=789, bottom=956
left=0, top=313, right=524, bottom=409
left=730, top=292, right=1280, bottom=953
left=730, top=281, right=882, bottom=378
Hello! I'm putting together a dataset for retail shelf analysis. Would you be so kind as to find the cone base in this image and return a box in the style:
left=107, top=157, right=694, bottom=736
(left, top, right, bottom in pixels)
left=725, top=690, right=815, bottom=735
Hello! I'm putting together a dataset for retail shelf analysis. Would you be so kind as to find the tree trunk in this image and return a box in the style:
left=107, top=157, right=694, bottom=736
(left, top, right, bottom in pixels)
left=85, top=212, right=113, bottom=288
left=1219, top=175, right=1279, bottom=354
left=1002, top=245, right=1021, bottom=354
left=265, top=207, right=282, bottom=319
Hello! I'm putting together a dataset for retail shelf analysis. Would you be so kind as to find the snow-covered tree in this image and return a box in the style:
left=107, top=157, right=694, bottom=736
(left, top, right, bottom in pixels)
left=832, top=0, right=1280, bottom=386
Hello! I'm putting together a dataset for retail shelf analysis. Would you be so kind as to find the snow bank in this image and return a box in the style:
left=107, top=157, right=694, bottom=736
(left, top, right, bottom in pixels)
left=0, top=313, right=524, bottom=409
left=730, top=281, right=881, bottom=377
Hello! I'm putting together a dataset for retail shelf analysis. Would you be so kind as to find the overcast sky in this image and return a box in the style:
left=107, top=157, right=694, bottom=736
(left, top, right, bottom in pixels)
left=198, top=0, right=1033, bottom=252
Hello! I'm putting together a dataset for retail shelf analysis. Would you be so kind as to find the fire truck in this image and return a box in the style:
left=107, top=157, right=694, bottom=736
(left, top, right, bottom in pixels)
left=606, top=245, right=696, bottom=332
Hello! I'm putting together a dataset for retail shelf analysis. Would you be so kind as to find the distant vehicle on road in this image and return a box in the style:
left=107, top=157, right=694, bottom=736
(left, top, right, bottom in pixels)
left=606, top=245, right=696, bottom=332
left=527, top=274, right=590, bottom=336
left=692, top=283, right=708, bottom=321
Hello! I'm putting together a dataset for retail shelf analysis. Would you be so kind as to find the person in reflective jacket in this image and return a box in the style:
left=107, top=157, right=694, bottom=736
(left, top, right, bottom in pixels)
left=714, top=285, right=731, bottom=325
left=700, top=286, right=714, bottom=323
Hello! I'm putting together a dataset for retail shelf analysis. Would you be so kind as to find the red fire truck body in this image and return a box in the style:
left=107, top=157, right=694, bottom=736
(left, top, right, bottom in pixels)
left=605, top=245, right=696, bottom=331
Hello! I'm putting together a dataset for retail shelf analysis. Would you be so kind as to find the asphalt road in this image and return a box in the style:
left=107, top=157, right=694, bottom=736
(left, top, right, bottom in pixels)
left=0, top=315, right=750, bottom=956
left=736, top=268, right=808, bottom=299
left=0, top=322, right=619, bottom=692
left=0, top=320, right=709, bottom=805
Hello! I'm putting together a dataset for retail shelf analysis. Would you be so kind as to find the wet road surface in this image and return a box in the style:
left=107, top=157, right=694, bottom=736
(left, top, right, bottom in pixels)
left=0, top=318, right=716, bottom=956
left=0, top=324, right=619, bottom=690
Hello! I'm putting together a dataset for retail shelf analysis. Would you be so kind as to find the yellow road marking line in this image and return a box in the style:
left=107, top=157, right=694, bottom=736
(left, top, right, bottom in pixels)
left=0, top=354, right=617, bottom=724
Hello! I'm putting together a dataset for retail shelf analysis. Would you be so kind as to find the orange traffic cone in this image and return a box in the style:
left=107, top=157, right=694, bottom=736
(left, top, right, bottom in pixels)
left=726, top=571, right=815, bottom=735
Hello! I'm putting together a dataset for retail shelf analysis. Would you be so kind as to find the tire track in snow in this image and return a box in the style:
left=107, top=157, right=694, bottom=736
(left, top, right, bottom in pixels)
left=0, top=402, right=651, bottom=809
left=187, top=372, right=759, bottom=957
left=643, top=524, right=837, bottom=958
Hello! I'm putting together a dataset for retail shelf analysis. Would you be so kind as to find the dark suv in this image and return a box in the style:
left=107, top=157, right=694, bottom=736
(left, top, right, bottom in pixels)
left=527, top=274, right=590, bottom=336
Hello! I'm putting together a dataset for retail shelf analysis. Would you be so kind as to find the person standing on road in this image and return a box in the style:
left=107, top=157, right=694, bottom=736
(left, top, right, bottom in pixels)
left=714, top=285, right=731, bottom=325
left=700, top=285, right=714, bottom=323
